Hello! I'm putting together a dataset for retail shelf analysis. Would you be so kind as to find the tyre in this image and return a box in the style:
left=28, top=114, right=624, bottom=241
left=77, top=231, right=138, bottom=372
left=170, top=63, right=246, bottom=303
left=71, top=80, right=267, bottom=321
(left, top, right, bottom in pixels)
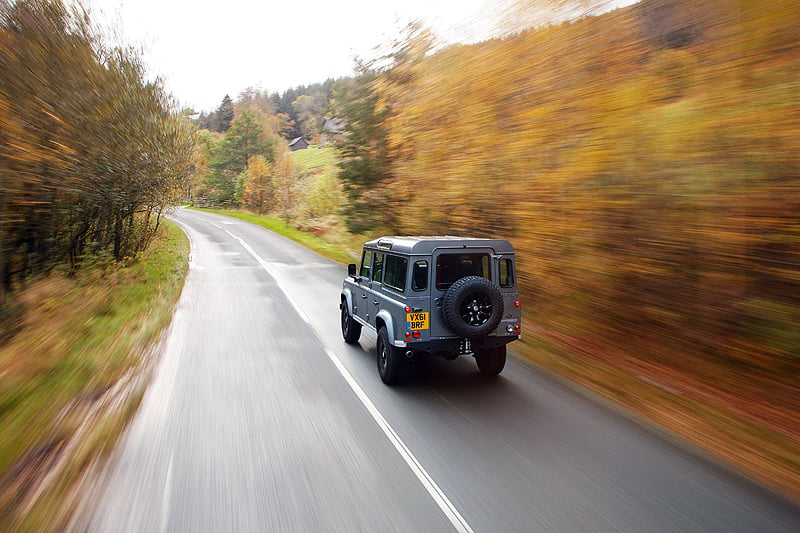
left=341, top=302, right=361, bottom=344
left=377, top=326, right=404, bottom=384
left=442, top=276, right=504, bottom=338
left=475, top=345, right=506, bottom=376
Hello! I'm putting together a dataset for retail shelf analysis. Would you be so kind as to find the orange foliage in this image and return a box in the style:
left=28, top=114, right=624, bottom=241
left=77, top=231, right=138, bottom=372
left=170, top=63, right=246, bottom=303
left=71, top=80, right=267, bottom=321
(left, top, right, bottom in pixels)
left=342, top=0, right=800, bottom=431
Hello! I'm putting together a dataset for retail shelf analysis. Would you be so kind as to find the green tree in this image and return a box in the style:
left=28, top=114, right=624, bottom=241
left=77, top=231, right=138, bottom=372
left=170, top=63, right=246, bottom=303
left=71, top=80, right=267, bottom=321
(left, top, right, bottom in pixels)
left=333, top=70, right=395, bottom=233
left=203, top=107, right=277, bottom=206
left=216, top=94, right=234, bottom=132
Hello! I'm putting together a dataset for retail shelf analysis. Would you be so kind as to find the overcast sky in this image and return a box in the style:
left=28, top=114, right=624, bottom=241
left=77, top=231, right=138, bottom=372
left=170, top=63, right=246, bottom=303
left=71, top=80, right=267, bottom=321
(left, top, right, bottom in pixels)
left=85, top=0, right=511, bottom=112
left=85, top=0, right=637, bottom=113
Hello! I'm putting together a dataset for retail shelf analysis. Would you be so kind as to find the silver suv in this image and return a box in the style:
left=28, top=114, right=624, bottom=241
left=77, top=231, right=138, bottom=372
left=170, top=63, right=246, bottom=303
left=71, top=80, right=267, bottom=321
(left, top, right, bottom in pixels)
left=340, top=237, right=521, bottom=384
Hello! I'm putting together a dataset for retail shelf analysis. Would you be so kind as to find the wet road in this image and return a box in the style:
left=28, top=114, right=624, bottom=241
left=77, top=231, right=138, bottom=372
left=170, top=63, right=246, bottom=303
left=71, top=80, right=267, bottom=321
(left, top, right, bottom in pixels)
left=85, top=208, right=800, bottom=532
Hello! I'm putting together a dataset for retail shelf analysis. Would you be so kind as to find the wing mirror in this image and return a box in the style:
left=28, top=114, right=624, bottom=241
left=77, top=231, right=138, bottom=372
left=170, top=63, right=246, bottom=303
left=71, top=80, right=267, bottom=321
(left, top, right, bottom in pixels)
left=348, top=263, right=357, bottom=277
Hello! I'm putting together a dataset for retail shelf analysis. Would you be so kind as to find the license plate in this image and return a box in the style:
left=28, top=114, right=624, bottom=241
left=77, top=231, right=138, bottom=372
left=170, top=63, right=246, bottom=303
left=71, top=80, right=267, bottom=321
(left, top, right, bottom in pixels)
left=406, top=312, right=429, bottom=330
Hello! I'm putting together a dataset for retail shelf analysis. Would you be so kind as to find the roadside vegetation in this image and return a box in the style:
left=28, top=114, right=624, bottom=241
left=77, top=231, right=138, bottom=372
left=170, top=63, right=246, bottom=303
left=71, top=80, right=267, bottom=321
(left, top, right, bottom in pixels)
left=0, top=220, right=189, bottom=531
left=1, top=0, right=194, bottom=529
left=189, top=0, right=799, bottom=501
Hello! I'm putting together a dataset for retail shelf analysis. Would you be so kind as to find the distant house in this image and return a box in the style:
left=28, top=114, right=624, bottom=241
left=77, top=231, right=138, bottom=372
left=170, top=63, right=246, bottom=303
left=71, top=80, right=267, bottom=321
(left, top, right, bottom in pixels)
left=320, top=117, right=345, bottom=146
left=289, top=137, right=309, bottom=151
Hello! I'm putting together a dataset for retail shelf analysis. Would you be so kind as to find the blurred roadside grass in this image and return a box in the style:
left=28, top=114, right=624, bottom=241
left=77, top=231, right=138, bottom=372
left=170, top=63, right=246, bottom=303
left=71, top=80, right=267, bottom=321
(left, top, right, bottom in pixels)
left=0, top=220, right=189, bottom=531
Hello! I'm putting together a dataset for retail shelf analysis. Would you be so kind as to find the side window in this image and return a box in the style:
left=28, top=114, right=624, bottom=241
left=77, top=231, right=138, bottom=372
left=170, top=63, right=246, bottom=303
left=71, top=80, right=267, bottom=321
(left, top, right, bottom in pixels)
left=499, top=258, right=514, bottom=288
left=371, top=252, right=384, bottom=283
left=383, top=255, right=408, bottom=292
left=360, top=249, right=372, bottom=278
left=412, top=260, right=428, bottom=291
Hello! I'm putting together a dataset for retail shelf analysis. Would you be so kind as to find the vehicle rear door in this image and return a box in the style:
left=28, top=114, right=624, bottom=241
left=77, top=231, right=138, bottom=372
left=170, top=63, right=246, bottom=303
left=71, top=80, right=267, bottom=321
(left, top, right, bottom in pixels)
left=429, top=247, right=494, bottom=338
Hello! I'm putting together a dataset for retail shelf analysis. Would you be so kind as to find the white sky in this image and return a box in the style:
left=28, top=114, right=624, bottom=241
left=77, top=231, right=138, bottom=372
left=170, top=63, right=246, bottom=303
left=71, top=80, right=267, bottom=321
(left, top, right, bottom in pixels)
left=85, top=0, right=510, bottom=112
left=84, top=0, right=637, bottom=113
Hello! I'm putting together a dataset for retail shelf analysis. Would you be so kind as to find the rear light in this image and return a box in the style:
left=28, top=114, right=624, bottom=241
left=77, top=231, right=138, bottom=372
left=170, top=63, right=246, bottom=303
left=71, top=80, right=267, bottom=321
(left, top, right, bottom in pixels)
left=412, top=331, right=420, bottom=339
left=515, top=325, right=521, bottom=334
left=405, top=331, right=411, bottom=338
left=405, top=306, right=412, bottom=312
left=515, top=301, right=521, bottom=307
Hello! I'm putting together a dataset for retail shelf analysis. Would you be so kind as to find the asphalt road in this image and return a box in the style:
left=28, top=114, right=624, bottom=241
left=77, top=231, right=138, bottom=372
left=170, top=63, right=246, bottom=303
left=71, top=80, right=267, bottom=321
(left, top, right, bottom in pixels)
left=84, top=208, right=800, bottom=532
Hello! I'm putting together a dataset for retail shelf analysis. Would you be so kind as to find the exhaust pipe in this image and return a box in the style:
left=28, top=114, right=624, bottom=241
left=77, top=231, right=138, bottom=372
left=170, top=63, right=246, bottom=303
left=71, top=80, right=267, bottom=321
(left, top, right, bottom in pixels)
left=405, top=350, right=414, bottom=359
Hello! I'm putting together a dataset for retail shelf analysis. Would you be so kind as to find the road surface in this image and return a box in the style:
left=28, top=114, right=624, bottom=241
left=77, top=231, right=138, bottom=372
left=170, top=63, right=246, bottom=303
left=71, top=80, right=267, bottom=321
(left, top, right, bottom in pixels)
left=83, top=208, right=800, bottom=532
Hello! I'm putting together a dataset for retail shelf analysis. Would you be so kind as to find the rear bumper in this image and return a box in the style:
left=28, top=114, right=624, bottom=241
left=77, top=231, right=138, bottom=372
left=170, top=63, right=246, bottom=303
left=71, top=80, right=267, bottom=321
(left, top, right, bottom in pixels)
left=400, top=335, right=518, bottom=354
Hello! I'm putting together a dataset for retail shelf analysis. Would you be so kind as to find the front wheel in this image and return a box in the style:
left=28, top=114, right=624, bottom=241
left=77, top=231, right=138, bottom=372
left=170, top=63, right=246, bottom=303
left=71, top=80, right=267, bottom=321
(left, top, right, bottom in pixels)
left=475, top=345, right=506, bottom=376
left=377, top=327, right=404, bottom=384
left=341, top=302, right=361, bottom=344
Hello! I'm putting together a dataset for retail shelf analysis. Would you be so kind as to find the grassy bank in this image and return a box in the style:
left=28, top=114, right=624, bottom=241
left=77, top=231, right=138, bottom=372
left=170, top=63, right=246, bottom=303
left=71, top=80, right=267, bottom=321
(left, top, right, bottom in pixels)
left=195, top=208, right=359, bottom=265
left=0, top=219, right=190, bottom=531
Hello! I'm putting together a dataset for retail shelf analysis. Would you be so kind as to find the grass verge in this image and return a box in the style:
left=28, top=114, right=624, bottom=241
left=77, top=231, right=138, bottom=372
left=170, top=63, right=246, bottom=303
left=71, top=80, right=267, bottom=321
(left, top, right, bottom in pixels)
left=194, top=208, right=359, bottom=264
left=0, top=220, right=190, bottom=531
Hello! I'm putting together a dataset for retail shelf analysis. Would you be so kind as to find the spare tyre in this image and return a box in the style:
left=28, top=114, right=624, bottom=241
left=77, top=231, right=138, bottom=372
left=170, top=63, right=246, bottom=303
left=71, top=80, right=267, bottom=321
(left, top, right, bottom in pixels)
left=442, top=276, right=504, bottom=338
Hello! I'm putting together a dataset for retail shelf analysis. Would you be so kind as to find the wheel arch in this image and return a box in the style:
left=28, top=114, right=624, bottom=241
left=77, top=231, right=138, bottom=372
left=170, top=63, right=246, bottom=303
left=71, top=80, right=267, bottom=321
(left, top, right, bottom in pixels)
left=340, top=288, right=354, bottom=313
left=375, top=310, right=400, bottom=347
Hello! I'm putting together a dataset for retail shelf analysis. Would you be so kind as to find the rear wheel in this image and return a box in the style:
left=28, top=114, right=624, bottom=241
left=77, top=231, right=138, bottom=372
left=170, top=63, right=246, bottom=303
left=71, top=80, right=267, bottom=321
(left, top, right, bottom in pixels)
left=341, top=302, right=361, bottom=344
left=475, top=345, right=506, bottom=376
left=377, top=327, right=404, bottom=384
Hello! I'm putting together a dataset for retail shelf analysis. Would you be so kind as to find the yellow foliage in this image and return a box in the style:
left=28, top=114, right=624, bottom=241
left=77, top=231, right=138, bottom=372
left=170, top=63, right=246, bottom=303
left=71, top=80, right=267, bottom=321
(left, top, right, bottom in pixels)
left=349, top=0, right=800, bottom=377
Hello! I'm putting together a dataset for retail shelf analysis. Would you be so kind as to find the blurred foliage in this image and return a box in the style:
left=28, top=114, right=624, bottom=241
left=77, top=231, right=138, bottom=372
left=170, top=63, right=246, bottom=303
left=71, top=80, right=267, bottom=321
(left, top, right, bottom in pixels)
left=0, top=220, right=189, bottom=530
left=0, top=0, right=194, bottom=301
left=335, top=0, right=800, bottom=431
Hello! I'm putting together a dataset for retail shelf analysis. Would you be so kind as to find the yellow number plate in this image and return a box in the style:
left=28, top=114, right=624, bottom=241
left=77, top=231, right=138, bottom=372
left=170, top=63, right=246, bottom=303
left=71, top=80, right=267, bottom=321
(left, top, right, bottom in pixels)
left=406, top=312, right=429, bottom=330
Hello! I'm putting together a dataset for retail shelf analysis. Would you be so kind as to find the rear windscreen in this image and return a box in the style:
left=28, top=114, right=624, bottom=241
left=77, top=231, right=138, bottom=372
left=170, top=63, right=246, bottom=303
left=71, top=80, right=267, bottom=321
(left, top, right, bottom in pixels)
left=436, top=253, right=489, bottom=290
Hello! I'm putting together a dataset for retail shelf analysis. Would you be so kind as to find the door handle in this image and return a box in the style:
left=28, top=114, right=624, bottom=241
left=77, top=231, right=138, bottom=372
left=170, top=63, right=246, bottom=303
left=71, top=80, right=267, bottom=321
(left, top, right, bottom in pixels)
left=373, top=300, right=379, bottom=306
left=361, top=294, right=367, bottom=299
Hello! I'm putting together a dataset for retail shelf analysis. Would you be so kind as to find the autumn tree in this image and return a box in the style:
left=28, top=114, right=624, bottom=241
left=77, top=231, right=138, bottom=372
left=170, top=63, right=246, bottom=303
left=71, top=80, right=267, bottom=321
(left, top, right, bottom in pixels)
left=0, top=0, right=193, bottom=291
left=239, top=155, right=274, bottom=214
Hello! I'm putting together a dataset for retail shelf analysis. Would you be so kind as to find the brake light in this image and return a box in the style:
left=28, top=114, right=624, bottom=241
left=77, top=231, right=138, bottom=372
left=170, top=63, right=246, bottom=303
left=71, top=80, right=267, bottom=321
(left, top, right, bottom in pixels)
left=405, top=331, right=411, bottom=338
left=405, top=306, right=412, bottom=312
left=515, top=325, right=521, bottom=334
left=412, top=331, right=420, bottom=339
left=515, top=301, right=521, bottom=307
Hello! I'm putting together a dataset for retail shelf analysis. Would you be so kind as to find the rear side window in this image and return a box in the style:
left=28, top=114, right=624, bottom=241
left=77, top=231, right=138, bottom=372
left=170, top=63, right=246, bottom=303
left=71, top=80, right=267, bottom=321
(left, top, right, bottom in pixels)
left=383, top=255, right=408, bottom=292
left=371, top=252, right=384, bottom=283
left=360, top=249, right=372, bottom=278
left=499, top=258, right=515, bottom=288
left=412, top=260, right=428, bottom=291
left=436, top=253, right=489, bottom=290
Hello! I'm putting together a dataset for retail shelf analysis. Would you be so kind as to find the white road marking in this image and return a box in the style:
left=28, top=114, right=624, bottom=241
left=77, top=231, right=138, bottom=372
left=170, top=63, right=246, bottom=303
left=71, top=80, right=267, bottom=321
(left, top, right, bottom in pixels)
left=223, top=228, right=475, bottom=533
left=160, top=453, right=174, bottom=533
